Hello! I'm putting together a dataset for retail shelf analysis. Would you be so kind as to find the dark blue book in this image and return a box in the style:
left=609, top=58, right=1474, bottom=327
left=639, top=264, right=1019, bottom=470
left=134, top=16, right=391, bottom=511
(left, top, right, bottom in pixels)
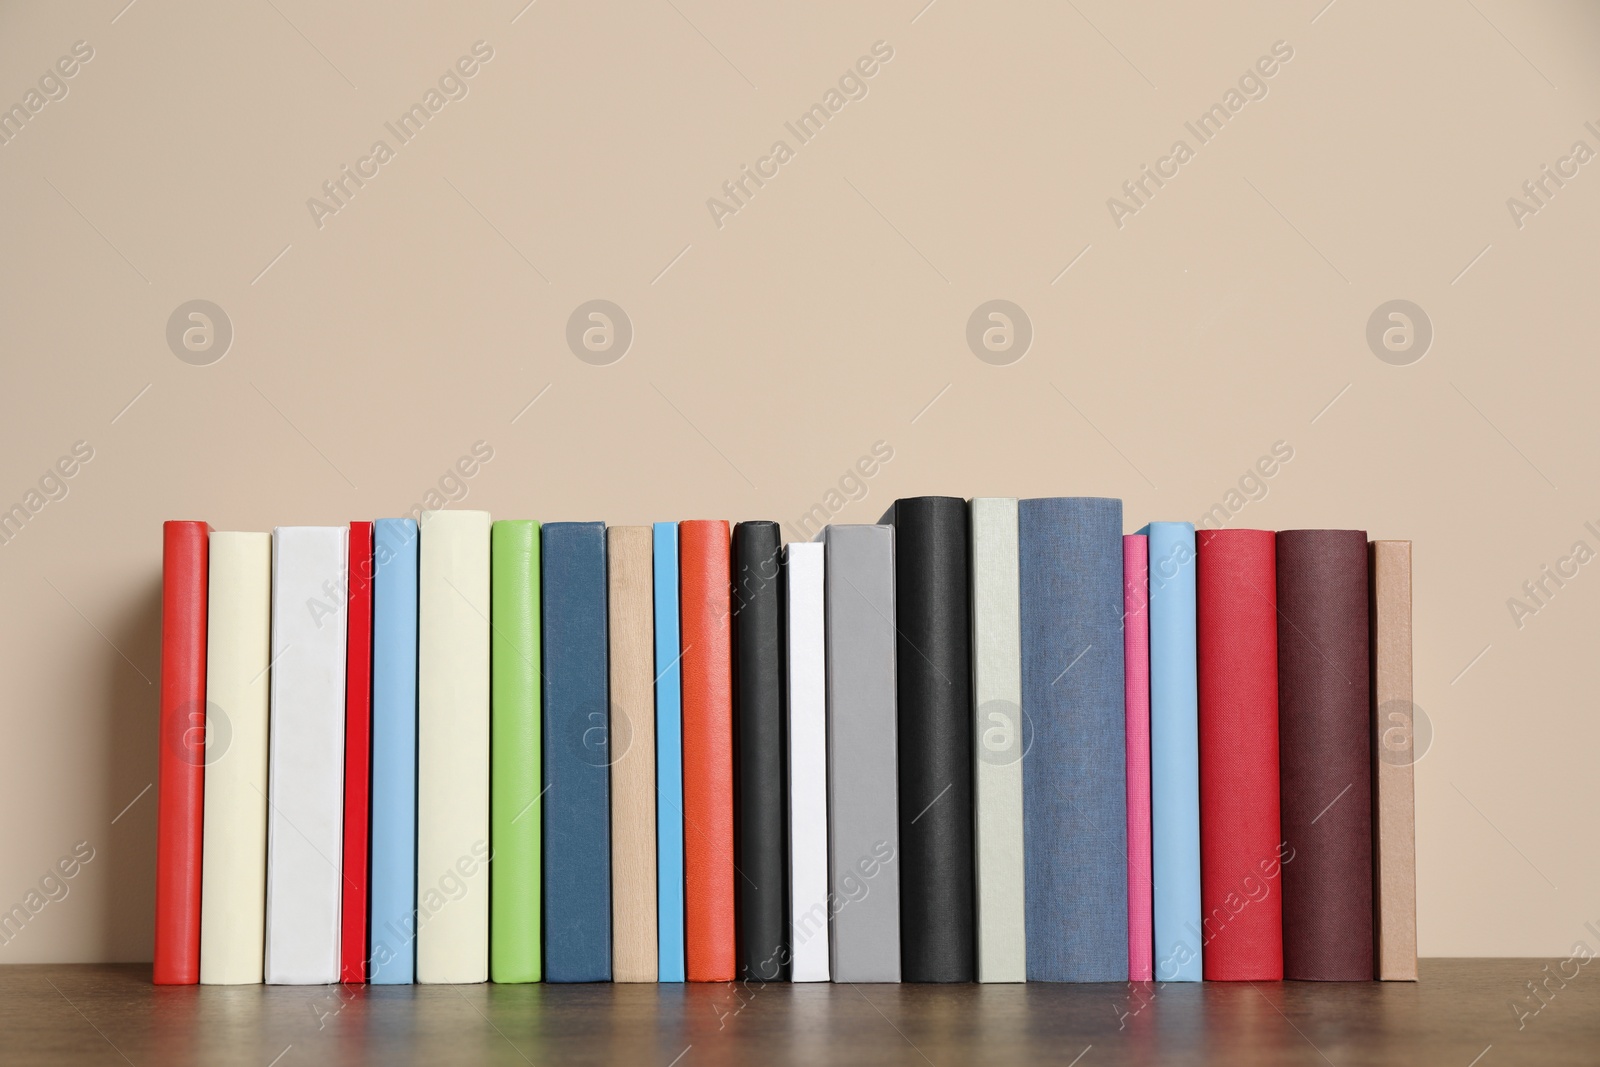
left=542, top=522, right=611, bottom=982
left=1018, top=497, right=1129, bottom=982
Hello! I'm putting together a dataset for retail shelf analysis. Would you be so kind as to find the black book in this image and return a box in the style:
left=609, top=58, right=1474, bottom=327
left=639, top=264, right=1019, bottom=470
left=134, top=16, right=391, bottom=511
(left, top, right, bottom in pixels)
left=888, top=497, right=976, bottom=981
left=732, top=521, right=788, bottom=981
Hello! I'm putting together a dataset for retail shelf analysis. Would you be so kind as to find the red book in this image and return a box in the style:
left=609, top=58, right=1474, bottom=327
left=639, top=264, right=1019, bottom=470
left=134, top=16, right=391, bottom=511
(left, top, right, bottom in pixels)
left=154, top=520, right=210, bottom=985
left=678, top=520, right=735, bottom=981
left=1196, top=529, right=1284, bottom=980
left=341, top=522, right=374, bottom=983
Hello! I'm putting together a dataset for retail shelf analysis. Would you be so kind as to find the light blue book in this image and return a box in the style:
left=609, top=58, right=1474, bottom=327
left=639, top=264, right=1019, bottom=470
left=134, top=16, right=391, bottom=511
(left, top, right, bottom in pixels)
left=653, top=522, right=686, bottom=983
left=1143, top=521, right=1203, bottom=982
left=369, top=518, right=418, bottom=984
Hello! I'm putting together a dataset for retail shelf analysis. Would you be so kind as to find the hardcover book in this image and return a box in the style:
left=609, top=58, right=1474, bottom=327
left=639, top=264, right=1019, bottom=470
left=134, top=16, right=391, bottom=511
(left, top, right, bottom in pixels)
left=1018, top=498, right=1128, bottom=982
left=155, top=520, right=210, bottom=985
left=416, top=510, right=491, bottom=984
left=341, top=521, right=373, bottom=983
left=679, top=520, right=736, bottom=982
left=1123, top=533, right=1153, bottom=983
left=1371, top=540, right=1418, bottom=981
left=265, top=526, right=348, bottom=985
left=1196, top=529, right=1283, bottom=980
left=824, top=524, right=901, bottom=983
left=491, top=520, right=542, bottom=983
left=889, top=498, right=975, bottom=983
left=653, top=522, right=687, bottom=983
left=1276, top=529, right=1374, bottom=981
left=609, top=526, right=657, bottom=982
left=971, top=499, right=1025, bottom=984
left=1145, top=521, right=1202, bottom=982
left=369, top=519, right=418, bottom=984
left=785, top=542, right=830, bottom=982
left=543, top=521, right=612, bottom=982
left=198, top=531, right=270, bottom=985
left=733, top=522, right=787, bottom=981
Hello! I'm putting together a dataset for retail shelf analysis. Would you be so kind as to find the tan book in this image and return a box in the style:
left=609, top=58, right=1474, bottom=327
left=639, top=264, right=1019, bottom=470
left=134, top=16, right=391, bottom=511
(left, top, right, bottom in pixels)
left=1370, top=540, right=1418, bottom=980
left=608, top=526, right=658, bottom=981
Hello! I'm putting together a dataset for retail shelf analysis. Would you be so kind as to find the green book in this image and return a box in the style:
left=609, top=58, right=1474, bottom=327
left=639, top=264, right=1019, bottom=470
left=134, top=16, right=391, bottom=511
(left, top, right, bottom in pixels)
left=491, top=520, right=542, bottom=981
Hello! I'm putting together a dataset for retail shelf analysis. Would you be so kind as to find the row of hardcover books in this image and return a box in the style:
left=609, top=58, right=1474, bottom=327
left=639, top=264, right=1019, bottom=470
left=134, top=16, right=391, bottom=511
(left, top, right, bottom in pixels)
left=152, top=497, right=1417, bottom=985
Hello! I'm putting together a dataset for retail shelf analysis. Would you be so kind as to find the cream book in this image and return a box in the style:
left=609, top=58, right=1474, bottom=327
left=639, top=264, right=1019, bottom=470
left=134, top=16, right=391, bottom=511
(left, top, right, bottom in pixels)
left=265, top=526, right=347, bottom=985
left=199, top=532, right=272, bottom=985
left=417, top=510, right=491, bottom=983
left=608, top=527, right=657, bottom=982
left=971, top=498, right=1026, bottom=982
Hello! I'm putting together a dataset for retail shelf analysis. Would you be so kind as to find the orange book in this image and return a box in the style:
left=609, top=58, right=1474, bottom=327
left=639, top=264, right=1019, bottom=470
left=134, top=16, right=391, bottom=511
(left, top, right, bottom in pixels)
left=679, top=520, right=736, bottom=981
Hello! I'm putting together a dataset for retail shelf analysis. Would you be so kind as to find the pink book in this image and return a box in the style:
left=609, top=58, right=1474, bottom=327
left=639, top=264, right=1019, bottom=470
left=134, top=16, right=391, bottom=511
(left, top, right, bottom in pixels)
left=1123, top=534, right=1154, bottom=981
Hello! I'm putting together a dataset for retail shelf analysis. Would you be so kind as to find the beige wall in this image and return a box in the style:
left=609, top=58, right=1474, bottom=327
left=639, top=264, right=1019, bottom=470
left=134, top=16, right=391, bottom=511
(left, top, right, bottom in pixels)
left=1, top=0, right=1596, bottom=962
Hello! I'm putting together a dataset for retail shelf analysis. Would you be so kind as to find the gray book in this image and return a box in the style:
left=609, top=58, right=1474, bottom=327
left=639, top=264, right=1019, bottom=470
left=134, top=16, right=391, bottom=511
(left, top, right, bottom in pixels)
left=823, top=524, right=901, bottom=982
left=971, top=498, right=1027, bottom=982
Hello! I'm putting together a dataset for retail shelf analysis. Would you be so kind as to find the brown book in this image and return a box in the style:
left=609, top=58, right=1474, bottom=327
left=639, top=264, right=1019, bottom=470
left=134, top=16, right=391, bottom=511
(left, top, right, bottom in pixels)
left=1370, top=541, right=1418, bottom=980
left=1276, top=530, right=1374, bottom=981
left=608, top=527, right=657, bottom=981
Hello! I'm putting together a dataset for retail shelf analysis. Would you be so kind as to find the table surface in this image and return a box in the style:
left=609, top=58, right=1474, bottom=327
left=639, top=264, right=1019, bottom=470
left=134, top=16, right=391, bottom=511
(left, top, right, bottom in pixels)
left=0, top=959, right=1588, bottom=1066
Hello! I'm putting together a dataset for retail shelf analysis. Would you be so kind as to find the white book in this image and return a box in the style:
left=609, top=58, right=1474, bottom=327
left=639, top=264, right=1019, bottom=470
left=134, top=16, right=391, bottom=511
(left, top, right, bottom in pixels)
left=199, top=532, right=272, bottom=985
left=784, top=542, right=829, bottom=982
left=970, top=498, right=1027, bottom=982
left=265, top=526, right=347, bottom=984
left=416, top=510, right=491, bottom=983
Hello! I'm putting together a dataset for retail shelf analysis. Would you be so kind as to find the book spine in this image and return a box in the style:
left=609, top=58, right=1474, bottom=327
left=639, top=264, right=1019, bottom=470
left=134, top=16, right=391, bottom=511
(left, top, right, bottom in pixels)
left=679, top=520, right=736, bottom=982
left=1276, top=529, right=1374, bottom=981
left=155, top=520, right=209, bottom=985
left=542, top=522, right=612, bottom=982
left=1370, top=540, right=1417, bottom=981
left=824, top=524, right=901, bottom=983
left=416, top=510, right=491, bottom=984
left=1018, top=498, right=1128, bottom=982
left=971, top=498, right=1025, bottom=984
left=1148, top=521, right=1202, bottom=982
left=653, top=522, right=686, bottom=983
left=1123, top=533, right=1153, bottom=983
left=265, top=526, right=348, bottom=984
left=892, top=498, right=975, bottom=982
left=341, top=522, right=374, bottom=983
left=491, top=520, right=542, bottom=983
left=733, top=521, right=787, bottom=981
left=369, top=519, right=418, bottom=984
left=609, top=526, right=657, bottom=982
left=1196, top=529, right=1283, bottom=980
left=198, top=530, right=270, bottom=985
left=784, top=542, right=830, bottom=982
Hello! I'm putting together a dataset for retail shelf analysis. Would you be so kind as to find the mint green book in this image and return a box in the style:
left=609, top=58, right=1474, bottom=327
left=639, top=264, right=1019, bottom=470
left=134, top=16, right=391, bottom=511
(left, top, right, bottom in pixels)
left=491, top=521, right=541, bottom=981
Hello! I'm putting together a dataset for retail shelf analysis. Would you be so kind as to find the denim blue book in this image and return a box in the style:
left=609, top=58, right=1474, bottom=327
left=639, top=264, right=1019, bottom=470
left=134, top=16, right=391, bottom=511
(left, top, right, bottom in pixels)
left=1018, top=497, right=1128, bottom=982
left=1143, top=521, right=1203, bottom=982
left=653, top=522, right=687, bottom=983
left=368, top=518, right=417, bottom=985
left=542, top=522, right=612, bottom=982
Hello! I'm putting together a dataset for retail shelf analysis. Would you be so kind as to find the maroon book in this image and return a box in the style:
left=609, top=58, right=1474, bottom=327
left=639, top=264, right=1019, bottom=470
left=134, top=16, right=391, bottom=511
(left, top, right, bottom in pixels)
left=1275, top=530, right=1373, bottom=981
